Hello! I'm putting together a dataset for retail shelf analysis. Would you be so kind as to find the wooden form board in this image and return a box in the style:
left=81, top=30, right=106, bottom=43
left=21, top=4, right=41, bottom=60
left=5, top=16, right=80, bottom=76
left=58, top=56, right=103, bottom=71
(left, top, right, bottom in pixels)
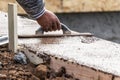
left=114, top=77, right=120, bottom=80
left=21, top=45, right=120, bottom=80
left=8, top=3, right=18, bottom=53
left=50, top=56, right=113, bottom=80
left=1, top=0, right=120, bottom=13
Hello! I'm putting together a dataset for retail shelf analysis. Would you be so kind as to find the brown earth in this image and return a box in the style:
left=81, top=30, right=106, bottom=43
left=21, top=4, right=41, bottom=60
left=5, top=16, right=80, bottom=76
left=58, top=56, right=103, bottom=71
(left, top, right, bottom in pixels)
left=0, top=45, right=75, bottom=80
left=0, top=45, right=39, bottom=80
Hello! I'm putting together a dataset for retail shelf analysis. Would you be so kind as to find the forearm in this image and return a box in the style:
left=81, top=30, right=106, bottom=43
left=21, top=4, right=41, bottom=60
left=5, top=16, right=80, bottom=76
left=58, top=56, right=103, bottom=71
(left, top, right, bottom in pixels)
left=16, top=0, right=45, bottom=19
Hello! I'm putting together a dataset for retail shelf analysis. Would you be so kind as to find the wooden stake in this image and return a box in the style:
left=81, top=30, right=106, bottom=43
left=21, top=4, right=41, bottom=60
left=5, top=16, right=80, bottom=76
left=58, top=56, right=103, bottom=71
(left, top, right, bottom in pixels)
left=8, top=3, right=18, bottom=53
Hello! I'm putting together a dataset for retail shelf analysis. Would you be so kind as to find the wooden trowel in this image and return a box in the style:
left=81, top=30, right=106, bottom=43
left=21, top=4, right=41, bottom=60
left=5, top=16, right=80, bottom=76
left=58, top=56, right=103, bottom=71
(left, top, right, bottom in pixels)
left=18, top=23, right=93, bottom=38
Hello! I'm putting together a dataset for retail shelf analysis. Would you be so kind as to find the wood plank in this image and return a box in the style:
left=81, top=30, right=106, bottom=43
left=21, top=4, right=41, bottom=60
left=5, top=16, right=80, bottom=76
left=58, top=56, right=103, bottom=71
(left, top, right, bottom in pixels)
left=114, top=77, right=120, bottom=80
left=50, top=56, right=99, bottom=80
left=8, top=3, right=18, bottom=53
left=22, top=48, right=44, bottom=65
left=98, top=72, right=112, bottom=80
left=20, top=47, right=115, bottom=80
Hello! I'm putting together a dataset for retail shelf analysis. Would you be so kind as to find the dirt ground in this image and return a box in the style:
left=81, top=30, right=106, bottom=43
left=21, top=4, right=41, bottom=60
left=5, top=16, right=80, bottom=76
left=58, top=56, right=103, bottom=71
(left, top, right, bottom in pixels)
left=0, top=45, right=40, bottom=80
left=0, top=44, right=75, bottom=80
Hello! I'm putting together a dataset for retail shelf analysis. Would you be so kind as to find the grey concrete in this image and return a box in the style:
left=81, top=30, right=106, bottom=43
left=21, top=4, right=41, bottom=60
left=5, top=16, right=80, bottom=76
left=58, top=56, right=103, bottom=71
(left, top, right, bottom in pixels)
left=56, top=12, right=120, bottom=43
left=23, top=36, right=120, bottom=76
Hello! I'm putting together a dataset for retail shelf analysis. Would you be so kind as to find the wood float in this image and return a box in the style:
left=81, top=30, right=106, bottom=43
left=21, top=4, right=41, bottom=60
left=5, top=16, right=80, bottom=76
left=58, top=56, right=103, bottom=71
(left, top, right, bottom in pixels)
left=18, top=33, right=93, bottom=38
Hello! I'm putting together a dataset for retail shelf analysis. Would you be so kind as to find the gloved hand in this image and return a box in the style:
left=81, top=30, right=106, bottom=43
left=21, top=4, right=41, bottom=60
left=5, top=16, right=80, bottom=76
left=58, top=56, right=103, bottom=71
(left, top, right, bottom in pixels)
left=36, top=10, right=61, bottom=32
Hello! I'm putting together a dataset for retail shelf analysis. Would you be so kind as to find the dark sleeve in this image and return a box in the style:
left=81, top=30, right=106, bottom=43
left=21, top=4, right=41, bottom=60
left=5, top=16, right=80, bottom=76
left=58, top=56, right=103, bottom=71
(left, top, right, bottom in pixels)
left=16, top=0, right=45, bottom=19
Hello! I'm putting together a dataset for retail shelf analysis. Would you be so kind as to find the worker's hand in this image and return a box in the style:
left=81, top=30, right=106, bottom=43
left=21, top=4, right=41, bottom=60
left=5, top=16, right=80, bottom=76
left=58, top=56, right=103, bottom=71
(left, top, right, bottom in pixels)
left=36, top=10, right=61, bottom=32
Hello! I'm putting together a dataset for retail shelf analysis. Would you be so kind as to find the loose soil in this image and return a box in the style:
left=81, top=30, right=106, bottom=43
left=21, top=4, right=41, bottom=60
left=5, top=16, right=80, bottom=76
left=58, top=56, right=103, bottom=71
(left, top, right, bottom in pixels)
left=0, top=45, right=74, bottom=80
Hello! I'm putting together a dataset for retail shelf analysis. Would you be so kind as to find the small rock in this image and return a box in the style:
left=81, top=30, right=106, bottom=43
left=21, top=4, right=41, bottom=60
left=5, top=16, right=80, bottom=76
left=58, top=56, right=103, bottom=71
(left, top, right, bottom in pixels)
left=24, top=72, right=32, bottom=77
left=0, top=74, right=7, bottom=79
left=53, top=77, right=64, bottom=80
left=9, top=70, right=16, bottom=75
left=11, top=76, right=16, bottom=79
left=14, top=51, right=27, bottom=64
left=14, top=72, right=19, bottom=77
left=56, top=67, right=66, bottom=77
left=0, top=62, right=3, bottom=69
left=9, top=66, right=15, bottom=70
left=18, top=67, right=23, bottom=71
left=18, top=71, right=24, bottom=75
left=35, top=65, right=48, bottom=79
left=2, top=62, right=8, bottom=66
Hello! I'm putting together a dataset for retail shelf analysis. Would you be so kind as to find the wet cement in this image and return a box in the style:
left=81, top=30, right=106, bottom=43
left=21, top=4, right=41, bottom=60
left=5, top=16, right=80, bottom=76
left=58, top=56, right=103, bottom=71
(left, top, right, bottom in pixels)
left=1, top=11, right=120, bottom=76
left=0, top=11, right=39, bottom=36
left=19, top=36, right=120, bottom=76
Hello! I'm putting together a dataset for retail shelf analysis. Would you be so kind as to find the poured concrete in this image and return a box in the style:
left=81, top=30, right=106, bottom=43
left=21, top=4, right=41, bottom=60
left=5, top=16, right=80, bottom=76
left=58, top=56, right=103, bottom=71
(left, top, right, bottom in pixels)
left=19, top=36, right=120, bottom=76
left=1, top=11, right=120, bottom=76
left=0, top=11, right=39, bottom=36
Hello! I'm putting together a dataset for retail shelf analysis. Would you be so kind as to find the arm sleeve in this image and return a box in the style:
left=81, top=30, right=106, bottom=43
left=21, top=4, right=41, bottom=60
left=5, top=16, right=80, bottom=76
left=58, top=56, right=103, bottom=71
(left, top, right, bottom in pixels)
left=16, top=0, right=45, bottom=19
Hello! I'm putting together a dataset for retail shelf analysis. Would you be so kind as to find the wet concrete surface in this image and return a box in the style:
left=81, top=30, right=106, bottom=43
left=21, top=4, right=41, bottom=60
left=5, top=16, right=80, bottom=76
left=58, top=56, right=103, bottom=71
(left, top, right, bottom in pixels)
left=1, top=11, right=120, bottom=76
left=19, top=35, right=120, bottom=76
left=0, top=11, right=39, bottom=36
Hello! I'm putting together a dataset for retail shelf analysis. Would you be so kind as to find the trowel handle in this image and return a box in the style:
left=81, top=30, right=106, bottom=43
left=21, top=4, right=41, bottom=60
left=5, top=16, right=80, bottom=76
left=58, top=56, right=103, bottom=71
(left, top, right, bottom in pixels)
left=36, top=23, right=71, bottom=35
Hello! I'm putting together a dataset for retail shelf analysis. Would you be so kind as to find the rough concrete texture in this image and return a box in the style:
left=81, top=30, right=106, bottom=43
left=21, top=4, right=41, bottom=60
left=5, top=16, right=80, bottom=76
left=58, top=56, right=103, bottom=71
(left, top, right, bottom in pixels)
left=1, top=11, right=120, bottom=77
left=21, top=36, right=120, bottom=76
left=57, top=12, right=120, bottom=43
left=0, top=11, right=39, bottom=36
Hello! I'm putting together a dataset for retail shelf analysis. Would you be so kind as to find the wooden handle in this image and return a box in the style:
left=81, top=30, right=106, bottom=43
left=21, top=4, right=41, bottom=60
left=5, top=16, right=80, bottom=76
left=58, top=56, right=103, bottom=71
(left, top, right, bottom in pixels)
left=18, top=33, right=94, bottom=38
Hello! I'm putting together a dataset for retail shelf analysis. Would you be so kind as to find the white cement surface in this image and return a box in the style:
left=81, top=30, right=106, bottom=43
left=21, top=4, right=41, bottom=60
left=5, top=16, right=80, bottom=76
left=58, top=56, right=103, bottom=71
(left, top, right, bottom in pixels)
left=1, top=11, right=120, bottom=76
left=0, top=11, right=39, bottom=36
left=22, top=37, right=120, bottom=76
